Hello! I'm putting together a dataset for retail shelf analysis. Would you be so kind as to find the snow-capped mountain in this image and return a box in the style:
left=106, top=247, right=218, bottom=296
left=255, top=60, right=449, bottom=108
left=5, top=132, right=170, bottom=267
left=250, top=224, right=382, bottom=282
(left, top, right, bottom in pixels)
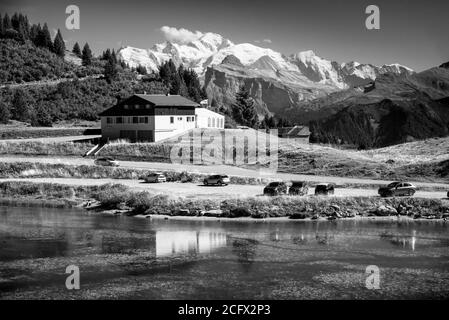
left=118, top=31, right=412, bottom=89
left=117, top=29, right=414, bottom=118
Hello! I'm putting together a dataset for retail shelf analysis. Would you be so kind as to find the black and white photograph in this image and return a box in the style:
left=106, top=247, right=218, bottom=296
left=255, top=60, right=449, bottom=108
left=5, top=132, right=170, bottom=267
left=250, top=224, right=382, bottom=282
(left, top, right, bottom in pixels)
left=0, top=0, right=448, bottom=308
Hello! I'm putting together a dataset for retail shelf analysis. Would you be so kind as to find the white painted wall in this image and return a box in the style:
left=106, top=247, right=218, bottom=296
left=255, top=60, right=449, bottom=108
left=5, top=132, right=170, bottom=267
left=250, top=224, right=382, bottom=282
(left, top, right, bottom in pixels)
left=195, top=108, right=225, bottom=129
left=154, top=115, right=196, bottom=141
left=102, top=109, right=225, bottom=142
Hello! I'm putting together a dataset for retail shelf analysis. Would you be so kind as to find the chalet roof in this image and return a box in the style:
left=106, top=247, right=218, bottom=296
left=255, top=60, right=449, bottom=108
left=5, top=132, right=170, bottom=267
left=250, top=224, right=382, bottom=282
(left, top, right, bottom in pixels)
left=134, top=94, right=200, bottom=107
left=99, top=94, right=200, bottom=116
left=277, top=126, right=310, bottom=137
left=286, top=126, right=310, bottom=137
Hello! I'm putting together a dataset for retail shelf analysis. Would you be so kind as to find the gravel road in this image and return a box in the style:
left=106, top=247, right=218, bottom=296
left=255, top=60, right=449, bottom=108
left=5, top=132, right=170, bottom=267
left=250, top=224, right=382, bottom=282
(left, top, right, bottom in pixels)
left=0, top=155, right=448, bottom=190
left=0, top=177, right=446, bottom=200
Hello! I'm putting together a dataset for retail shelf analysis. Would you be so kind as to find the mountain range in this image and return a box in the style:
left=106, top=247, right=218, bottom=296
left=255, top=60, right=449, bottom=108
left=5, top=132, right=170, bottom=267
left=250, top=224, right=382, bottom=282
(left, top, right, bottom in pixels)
left=117, top=31, right=413, bottom=117
left=117, top=31, right=448, bottom=148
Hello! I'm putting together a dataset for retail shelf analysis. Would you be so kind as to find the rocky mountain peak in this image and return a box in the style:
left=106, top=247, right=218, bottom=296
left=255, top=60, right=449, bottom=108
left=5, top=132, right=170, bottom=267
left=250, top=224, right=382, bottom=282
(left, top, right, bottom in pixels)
left=220, top=54, right=244, bottom=67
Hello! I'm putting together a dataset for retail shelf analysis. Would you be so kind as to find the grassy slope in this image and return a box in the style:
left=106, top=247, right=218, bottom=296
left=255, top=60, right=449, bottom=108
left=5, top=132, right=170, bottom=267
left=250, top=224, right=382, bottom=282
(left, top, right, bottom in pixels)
left=0, top=130, right=448, bottom=183
left=305, top=67, right=449, bottom=148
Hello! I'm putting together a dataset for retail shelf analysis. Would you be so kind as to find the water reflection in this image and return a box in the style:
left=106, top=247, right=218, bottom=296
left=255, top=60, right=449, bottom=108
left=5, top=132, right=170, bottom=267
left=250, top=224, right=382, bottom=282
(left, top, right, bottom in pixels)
left=232, top=238, right=258, bottom=272
left=379, top=230, right=417, bottom=251
left=155, top=231, right=227, bottom=257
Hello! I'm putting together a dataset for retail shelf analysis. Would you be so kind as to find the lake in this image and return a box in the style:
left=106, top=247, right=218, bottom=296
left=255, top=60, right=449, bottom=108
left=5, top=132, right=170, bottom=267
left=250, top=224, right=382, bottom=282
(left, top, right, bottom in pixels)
left=0, top=205, right=448, bottom=299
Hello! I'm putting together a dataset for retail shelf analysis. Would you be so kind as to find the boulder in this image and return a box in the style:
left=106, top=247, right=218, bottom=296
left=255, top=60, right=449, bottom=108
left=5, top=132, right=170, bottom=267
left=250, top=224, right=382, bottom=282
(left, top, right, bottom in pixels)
left=203, top=209, right=223, bottom=217
left=289, top=213, right=308, bottom=220
left=330, top=205, right=341, bottom=212
left=376, top=205, right=398, bottom=216
left=175, top=209, right=190, bottom=216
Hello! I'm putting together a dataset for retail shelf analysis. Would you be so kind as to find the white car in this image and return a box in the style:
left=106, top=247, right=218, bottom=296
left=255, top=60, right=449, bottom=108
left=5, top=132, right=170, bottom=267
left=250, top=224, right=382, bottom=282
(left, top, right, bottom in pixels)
left=144, top=172, right=167, bottom=183
left=94, top=157, right=119, bottom=167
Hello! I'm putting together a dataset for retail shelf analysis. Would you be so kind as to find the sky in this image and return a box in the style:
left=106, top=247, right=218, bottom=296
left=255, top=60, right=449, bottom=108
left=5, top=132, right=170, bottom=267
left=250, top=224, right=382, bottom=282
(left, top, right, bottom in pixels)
left=1, top=0, right=448, bottom=71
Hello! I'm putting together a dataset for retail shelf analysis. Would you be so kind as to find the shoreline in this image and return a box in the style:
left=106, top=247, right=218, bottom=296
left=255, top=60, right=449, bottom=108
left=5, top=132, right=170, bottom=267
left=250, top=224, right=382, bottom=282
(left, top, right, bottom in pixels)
left=0, top=197, right=447, bottom=224
left=0, top=180, right=448, bottom=222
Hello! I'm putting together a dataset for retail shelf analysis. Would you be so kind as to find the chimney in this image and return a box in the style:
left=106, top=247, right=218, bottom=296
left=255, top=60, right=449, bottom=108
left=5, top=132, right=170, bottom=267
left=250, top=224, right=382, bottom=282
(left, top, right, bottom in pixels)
left=166, top=92, right=170, bottom=96
left=143, top=91, right=147, bottom=95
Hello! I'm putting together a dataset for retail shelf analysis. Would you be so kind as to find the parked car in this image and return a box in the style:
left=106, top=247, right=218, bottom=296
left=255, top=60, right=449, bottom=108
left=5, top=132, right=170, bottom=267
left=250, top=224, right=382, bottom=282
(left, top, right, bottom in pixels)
left=378, top=182, right=416, bottom=197
left=288, top=181, right=309, bottom=196
left=264, top=181, right=288, bottom=196
left=203, top=175, right=230, bottom=186
left=144, top=172, right=166, bottom=183
left=314, top=183, right=335, bottom=196
left=94, top=157, right=119, bottom=167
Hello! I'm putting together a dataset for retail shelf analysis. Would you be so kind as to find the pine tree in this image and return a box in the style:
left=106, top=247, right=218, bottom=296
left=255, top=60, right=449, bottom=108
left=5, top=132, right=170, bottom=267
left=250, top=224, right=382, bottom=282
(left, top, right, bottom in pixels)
left=3, top=13, right=12, bottom=31
left=81, top=43, right=92, bottom=66
left=111, top=49, right=117, bottom=64
left=0, top=13, right=3, bottom=36
left=23, top=15, right=30, bottom=38
left=11, top=13, right=19, bottom=31
left=232, top=85, right=257, bottom=127
left=72, top=42, right=81, bottom=57
left=104, top=56, right=118, bottom=83
left=136, top=64, right=147, bottom=75
left=0, top=101, right=11, bottom=124
left=53, top=29, right=65, bottom=57
left=102, top=48, right=111, bottom=60
left=11, top=89, right=30, bottom=122
left=30, top=23, right=40, bottom=45
left=37, top=23, right=53, bottom=51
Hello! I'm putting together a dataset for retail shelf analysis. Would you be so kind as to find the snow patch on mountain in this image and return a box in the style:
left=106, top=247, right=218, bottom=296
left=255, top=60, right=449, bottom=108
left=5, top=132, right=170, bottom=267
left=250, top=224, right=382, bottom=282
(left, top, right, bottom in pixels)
left=117, top=27, right=413, bottom=90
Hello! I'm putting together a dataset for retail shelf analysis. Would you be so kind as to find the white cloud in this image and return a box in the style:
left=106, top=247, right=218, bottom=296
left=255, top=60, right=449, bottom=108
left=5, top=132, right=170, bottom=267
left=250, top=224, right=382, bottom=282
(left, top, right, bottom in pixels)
left=160, top=26, right=204, bottom=44
left=254, top=39, right=272, bottom=44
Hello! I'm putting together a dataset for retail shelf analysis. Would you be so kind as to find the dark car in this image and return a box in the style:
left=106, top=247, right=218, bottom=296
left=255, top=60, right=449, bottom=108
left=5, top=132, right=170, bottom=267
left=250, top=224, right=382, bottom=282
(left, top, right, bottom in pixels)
left=203, top=175, right=230, bottom=186
left=263, top=182, right=288, bottom=196
left=94, top=157, right=119, bottom=167
left=314, top=183, right=335, bottom=196
left=378, top=182, right=416, bottom=197
left=288, top=181, right=309, bottom=196
left=144, top=172, right=167, bottom=183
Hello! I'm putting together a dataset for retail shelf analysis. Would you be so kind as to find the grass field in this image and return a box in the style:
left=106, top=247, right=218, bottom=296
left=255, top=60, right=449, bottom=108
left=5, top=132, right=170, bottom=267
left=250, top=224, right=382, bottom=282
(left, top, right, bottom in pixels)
left=0, top=129, right=448, bottom=183
left=0, top=123, right=101, bottom=140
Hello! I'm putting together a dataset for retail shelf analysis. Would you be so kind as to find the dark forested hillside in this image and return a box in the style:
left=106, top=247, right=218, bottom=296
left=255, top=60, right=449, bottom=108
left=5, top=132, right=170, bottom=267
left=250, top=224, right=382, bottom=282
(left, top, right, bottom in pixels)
left=308, top=66, right=449, bottom=148
left=0, top=12, right=211, bottom=126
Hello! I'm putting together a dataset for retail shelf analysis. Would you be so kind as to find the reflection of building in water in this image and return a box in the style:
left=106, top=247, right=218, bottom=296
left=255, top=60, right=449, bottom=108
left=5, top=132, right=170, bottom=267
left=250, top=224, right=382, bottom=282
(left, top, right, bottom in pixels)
left=156, top=231, right=227, bottom=257
left=380, top=230, right=417, bottom=251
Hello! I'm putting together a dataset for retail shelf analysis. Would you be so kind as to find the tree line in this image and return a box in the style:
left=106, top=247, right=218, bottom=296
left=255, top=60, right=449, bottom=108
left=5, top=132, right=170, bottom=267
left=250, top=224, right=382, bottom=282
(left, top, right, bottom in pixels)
left=0, top=12, right=65, bottom=57
left=230, top=85, right=293, bottom=129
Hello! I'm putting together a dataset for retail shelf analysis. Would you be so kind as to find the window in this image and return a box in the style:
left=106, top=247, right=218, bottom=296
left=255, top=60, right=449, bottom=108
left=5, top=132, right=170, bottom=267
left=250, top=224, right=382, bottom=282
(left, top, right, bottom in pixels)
left=170, top=116, right=174, bottom=124
left=145, top=104, right=150, bottom=109
left=212, top=118, right=215, bottom=127
left=124, top=105, right=128, bottom=110
left=178, top=117, right=183, bottom=121
left=208, top=118, right=211, bottom=127
left=116, top=117, right=123, bottom=124
left=139, top=117, right=146, bottom=124
left=132, top=117, right=138, bottom=124
left=135, top=104, right=140, bottom=109
left=106, top=117, right=113, bottom=124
